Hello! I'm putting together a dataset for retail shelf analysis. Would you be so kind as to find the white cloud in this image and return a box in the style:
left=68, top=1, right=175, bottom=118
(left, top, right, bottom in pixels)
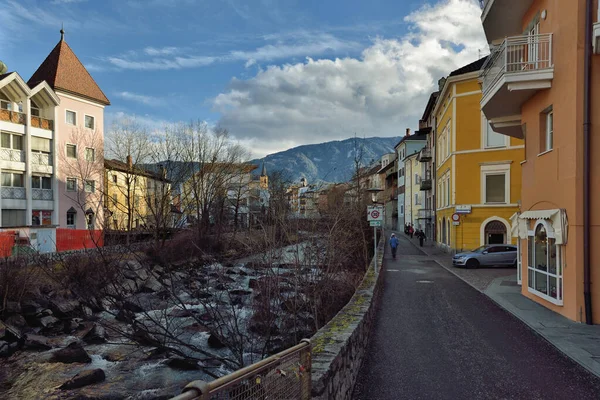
left=213, top=0, right=488, bottom=155
left=114, top=92, right=165, bottom=106
left=105, top=32, right=357, bottom=71
left=50, top=0, right=87, bottom=4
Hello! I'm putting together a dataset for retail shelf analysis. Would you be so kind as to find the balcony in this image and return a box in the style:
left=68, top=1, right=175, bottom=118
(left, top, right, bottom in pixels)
left=0, top=148, right=25, bottom=163
left=31, top=116, right=54, bottom=131
left=0, top=110, right=26, bottom=125
left=481, top=34, right=553, bottom=138
left=481, top=0, right=534, bottom=42
left=417, top=209, right=433, bottom=220
left=1, top=187, right=26, bottom=199
left=417, top=147, right=432, bottom=163
left=31, top=153, right=52, bottom=166
left=32, top=188, right=53, bottom=201
left=420, top=178, right=432, bottom=191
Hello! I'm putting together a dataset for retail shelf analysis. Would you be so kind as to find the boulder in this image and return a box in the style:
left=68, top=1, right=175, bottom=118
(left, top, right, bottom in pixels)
left=50, top=299, right=80, bottom=318
left=248, top=279, right=259, bottom=289
left=50, top=342, right=92, bottom=364
left=132, top=328, right=160, bottom=347
left=165, top=357, right=199, bottom=371
left=121, top=279, right=138, bottom=293
left=63, top=319, right=83, bottom=334
left=82, top=323, right=107, bottom=345
left=141, top=276, right=163, bottom=293
left=21, top=299, right=41, bottom=316
left=229, top=289, right=252, bottom=296
left=0, top=340, right=18, bottom=358
left=168, top=309, right=194, bottom=318
left=82, top=306, right=94, bottom=319
left=24, top=334, right=52, bottom=350
left=59, top=369, right=105, bottom=390
left=38, top=315, right=60, bottom=329
left=194, top=291, right=212, bottom=300
left=182, top=323, right=209, bottom=333
left=207, top=333, right=226, bottom=349
left=5, top=301, right=20, bottom=314
left=2, top=321, right=22, bottom=342
left=116, top=309, right=135, bottom=323
left=124, top=293, right=168, bottom=313
left=5, top=314, right=27, bottom=329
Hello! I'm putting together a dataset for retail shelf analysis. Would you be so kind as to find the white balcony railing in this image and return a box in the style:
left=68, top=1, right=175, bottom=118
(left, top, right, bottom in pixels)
left=1, top=187, right=26, bottom=199
left=481, top=33, right=553, bottom=95
left=0, top=148, right=25, bottom=163
left=31, top=152, right=52, bottom=166
left=32, top=188, right=53, bottom=200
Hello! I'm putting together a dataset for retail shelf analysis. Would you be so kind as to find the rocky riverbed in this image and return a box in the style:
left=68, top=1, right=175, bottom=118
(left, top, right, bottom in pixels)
left=0, top=242, right=327, bottom=399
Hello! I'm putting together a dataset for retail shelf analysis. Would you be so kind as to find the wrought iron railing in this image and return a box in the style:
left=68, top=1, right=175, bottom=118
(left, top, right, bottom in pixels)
left=1, top=187, right=26, bottom=199
left=31, top=152, right=52, bottom=166
left=420, top=179, right=432, bottom=191
left=417, top=209, right=433, bottom=219
left=481, top=33, right=553, bottom=95
left=171, top=339, right=311, bottom=400
left=0, top=148, right=25, bottom=162
left=30, top=116, right=54, bottom=130
left=32, top=188, right=53, bottom=200
left=417, top=147, right=432, bottom=162
left=0, top=109, right=26, bottom=125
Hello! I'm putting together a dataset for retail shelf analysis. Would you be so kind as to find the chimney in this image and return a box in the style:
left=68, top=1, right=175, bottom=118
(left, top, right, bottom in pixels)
left=126, top=155, right=132, bottom=169
left=405, top=128, right=411, bottom=137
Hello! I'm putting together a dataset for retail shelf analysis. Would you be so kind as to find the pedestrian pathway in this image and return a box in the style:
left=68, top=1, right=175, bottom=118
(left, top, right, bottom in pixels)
left=353, top=234, right=600, bottom=399
left=409, top=236, right=600, bottom=379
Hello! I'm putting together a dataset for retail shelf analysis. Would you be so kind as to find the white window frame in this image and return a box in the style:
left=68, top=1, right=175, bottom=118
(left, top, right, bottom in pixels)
left=545, top=110, right=553, bottom=152
left=66, top=177, right=78, bottom=192
left=527, top=219, right=563, bottom=305
left=85, top=147, right=95, bottom=162
left=32, top=175, right=51, bottom=190
left=65, top=109, right=77, bottom=126
left=85, top=180, right=96, bottom=193
left=84, top=114, right=95, bottom=130
left=481, top=113, right=508, bottom=149
left=66, top=143, right=77, bottom=159
left=481, top=164, right=510, bottom=204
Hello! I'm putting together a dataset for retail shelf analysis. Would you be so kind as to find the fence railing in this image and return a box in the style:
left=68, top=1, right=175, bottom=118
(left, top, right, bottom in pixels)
left=0, top=109, right=26, bottom=125
left=481, top=33, right=553, bottom=95
left=1, top=187, right=26, bottom=199
left=171, top=339, right=311, bottom=400
left=31, top=152, right=52, bottom=166
left=32, top=188, right=53, bottom=200
left=0, top=148, right=25, bottom=162
left=30, top=116, right=54, bottom=130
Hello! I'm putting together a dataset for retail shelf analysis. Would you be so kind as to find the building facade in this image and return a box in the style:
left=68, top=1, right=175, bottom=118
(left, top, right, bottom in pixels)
left=434, top=58, right=524, bottom=254
left=480, top=0, right=600, bottom=323
left=404, top=152, right=424, bottom=231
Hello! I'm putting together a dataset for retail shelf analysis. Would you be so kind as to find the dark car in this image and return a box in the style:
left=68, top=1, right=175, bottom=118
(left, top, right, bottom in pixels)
left=452, top=244, right=518, bottom=268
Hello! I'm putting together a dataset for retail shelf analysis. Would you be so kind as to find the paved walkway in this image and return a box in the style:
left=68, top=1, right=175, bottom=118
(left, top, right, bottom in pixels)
left=412, top=236, right=600, bottom=379
left=353, top=234, right=600, bottom=400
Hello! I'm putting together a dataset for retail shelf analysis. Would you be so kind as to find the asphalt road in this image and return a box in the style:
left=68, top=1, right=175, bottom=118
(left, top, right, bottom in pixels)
left=353, top=235, right=600, bottom=400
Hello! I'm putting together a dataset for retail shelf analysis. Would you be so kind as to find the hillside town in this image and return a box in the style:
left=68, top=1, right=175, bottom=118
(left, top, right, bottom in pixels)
left=2, top=0, right=600, bottom=399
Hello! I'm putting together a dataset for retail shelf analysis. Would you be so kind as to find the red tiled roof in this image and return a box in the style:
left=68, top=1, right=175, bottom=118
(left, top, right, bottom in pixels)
left=28, top=39, right=110, bottom=105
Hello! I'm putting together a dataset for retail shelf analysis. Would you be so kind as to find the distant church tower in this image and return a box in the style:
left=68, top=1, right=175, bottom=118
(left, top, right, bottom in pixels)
left=260, top=162, right=269, bottom=189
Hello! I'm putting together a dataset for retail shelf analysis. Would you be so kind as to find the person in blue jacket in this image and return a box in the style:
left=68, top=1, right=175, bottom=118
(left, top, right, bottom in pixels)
left=390, top=233, right=399, bottom=259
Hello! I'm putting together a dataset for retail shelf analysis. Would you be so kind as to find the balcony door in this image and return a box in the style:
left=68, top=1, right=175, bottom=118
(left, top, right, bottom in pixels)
left=527, top=23, right=540, bottom=69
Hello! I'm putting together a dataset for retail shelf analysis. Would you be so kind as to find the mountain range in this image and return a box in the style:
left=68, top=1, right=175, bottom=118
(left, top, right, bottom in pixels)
left=250, top=136, right=401, bottom=184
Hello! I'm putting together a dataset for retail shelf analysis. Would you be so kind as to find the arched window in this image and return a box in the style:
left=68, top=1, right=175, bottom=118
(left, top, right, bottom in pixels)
left=484, top=220, right=507, bottom=244
left=527, top=220, right=562, bottom=304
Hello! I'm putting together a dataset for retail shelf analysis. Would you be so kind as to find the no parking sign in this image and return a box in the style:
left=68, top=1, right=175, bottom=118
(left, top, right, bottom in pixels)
left=367, top=206, right=384, bottom=221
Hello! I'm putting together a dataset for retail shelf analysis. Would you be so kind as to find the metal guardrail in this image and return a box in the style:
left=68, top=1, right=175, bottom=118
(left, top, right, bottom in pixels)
left=171, top=339, right=311, bottom=400
left=481, top=33, right=553, bottom=95
left=0, top=148, right=25, bottom=162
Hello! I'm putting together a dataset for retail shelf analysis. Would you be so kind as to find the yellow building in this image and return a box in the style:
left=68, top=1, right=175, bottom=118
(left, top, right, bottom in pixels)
left=105, top=157, right=171, bottom=231
left=434, top=58, right=524, bottom=253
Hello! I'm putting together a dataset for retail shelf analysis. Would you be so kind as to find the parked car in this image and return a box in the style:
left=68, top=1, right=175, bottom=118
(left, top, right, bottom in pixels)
left=452, top=244, right=517, bottom=268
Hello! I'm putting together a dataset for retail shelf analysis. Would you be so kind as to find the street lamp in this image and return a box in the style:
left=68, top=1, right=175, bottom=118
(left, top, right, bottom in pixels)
left=367, top=187, right=383, bottom=269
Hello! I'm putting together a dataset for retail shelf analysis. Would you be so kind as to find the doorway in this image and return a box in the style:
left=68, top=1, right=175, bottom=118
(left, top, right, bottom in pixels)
left=485, top=220, right=506, bottom=244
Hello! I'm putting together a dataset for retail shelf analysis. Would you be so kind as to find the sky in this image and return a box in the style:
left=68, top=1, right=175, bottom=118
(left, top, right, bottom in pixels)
left=0, top=0, right=488, bottom=158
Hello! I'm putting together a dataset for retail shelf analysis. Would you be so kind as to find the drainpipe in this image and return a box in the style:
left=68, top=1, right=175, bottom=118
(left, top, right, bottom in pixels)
left=583, top=0, right=593, bottom=324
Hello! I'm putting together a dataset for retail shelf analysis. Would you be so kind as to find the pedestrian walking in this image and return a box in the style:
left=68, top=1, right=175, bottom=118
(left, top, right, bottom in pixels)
left=418, top=230, right=426, bottom=247
left=390, top=233, right=399, bottom=259
left=409, top=225, right=414, bottom=238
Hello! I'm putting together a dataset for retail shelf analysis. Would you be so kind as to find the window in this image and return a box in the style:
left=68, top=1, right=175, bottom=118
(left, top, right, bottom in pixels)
left=86, top=212, right=95, bottom=230
left=1, top=132, right=23, bottom=150
left=66, top=110, right=76, bottom=125
left=482, top=164, right=510, bottom=204
left=415, top=193, right=420, bottom=205
left=112, top=193, right=118, bottom=206
left=527, top=221, right=562, bottom=304
left=84, top=115, right=95, bottom=129
left=112, top=174, right=117, bottom=183
left=31, top=101, right=40, bottom=117
left=32, top=210, right=52, bottom=226
left=0, top=99, right=11, bottom=111
left=32, top=176, right=51, bottom=189
left=400, top=204, right=404, bottom=215
left=67, top=211, right=76, bottom=228
left=85, top=148, right=95, bottom=162
left=484, top=118, right=506, bottom=148
left=66, top=178, right=77, bottom=192
left=85, top=180, right=96, bottom=193
left=541, top=109, right=553, bottom=152
left=1, top=172, right=24, bottom=187
left=66, top=144, right=77, bottom=159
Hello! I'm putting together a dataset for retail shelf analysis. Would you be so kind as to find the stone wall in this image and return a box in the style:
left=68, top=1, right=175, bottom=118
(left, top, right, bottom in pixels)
left=310, top=236, right=385, bottom=400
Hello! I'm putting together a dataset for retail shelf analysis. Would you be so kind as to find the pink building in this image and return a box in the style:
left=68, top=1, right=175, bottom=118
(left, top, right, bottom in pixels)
left=0, top=30, right=109, bottom=253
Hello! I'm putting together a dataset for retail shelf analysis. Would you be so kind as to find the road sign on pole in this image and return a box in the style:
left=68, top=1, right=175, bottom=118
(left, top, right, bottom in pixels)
left=370, top=220, right=382, bottom=227
left=367, top=205, right=384, bottom=221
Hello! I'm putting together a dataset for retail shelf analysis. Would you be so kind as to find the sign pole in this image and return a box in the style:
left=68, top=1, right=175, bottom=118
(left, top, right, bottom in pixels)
left=374, top=226, right=377, bottom=270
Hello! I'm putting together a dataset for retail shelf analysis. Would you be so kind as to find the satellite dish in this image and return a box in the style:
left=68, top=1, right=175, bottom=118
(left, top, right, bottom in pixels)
left=0, top=61, right=7, bottom=75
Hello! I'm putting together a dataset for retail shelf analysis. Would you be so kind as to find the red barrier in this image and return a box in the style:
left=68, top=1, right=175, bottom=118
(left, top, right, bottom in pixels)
left=0, top=231, right=16, bottom=257
left=56, top=229, right=104, bottom=252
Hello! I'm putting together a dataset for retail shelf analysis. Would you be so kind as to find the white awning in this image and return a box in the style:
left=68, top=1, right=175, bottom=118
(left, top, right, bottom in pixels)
left=519, top=209, right=568, bottom=245
left=509, top=212, right=529, bottom=240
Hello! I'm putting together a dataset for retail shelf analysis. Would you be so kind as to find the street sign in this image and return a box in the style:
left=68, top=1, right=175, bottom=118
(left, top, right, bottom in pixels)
left=455, top=205, right=472, bottom=214
left=451, top=213, right=460, bottom=222
left=453, top=221, right=460, bottom=226
left=370, top=221, right=382, bottom=227
left=367, top=206, right=384, bottom=221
